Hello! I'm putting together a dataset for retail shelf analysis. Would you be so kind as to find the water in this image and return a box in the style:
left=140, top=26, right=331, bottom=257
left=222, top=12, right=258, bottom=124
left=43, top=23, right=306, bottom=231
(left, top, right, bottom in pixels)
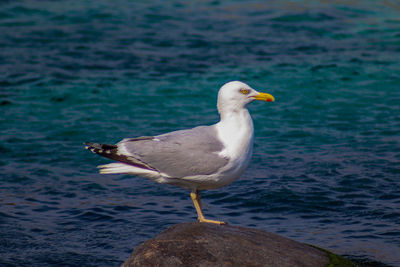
left=1, top=0, right=399, bottom=266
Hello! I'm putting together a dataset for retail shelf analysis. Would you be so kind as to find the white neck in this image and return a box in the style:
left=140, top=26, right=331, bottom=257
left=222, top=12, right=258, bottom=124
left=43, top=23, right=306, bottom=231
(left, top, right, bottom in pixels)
left=215, top=108, right=254, bottom=160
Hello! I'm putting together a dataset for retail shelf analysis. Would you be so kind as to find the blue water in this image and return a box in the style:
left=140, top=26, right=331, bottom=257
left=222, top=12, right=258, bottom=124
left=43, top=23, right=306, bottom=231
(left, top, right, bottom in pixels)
left=1, top=0, right=399, bottom=266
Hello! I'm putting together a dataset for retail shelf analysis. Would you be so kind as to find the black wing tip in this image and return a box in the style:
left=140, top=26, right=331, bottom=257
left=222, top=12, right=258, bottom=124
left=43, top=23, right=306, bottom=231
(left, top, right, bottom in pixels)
left=84, top=142, right=94, bottom=148
left=84, top=141, right=157, bottom=172
left=84, top=142, right=99, bottom=151
left=84, top=142, right=117, bottom=153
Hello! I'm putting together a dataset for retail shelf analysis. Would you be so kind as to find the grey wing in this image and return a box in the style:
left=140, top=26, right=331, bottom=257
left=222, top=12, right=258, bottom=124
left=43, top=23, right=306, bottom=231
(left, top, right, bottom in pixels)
left=118, top=125, right=229, bottom=178
left=85, top=140, right=158, bottom=171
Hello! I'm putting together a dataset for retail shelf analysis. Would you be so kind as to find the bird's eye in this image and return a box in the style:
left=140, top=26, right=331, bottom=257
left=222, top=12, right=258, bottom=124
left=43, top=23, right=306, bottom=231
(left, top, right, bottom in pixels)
left=240, top=89, right=250, bottom=95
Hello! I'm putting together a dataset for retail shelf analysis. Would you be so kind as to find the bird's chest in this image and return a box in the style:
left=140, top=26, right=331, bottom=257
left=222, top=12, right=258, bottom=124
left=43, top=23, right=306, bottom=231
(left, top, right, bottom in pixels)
left=216, top=113, right=254, bottom=165
left=215, top=122, right=254, bottom=186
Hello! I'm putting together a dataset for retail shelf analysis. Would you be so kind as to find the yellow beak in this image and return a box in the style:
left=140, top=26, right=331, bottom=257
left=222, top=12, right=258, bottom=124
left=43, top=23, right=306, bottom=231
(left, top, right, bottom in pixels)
left=252, top=92, right=275, bottom=102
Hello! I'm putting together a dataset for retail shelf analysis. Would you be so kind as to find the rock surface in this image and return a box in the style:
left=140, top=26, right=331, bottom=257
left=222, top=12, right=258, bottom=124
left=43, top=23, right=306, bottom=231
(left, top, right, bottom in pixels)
left=121, top=222, right=331, bottom=267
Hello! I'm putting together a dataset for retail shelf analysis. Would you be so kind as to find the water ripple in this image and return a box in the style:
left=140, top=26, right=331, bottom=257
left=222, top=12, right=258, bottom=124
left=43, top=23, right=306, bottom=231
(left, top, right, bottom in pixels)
left=1, top=0, right=399, bottom=266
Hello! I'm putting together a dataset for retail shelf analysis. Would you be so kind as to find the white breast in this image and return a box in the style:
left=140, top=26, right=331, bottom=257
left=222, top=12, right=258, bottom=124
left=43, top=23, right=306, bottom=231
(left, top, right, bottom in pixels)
left=215, top=109, right=254, bottom=181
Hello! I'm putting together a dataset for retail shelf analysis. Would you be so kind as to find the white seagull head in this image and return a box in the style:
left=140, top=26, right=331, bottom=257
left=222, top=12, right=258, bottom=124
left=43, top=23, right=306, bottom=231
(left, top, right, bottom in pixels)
left=217, top=81, right=275, bottom=115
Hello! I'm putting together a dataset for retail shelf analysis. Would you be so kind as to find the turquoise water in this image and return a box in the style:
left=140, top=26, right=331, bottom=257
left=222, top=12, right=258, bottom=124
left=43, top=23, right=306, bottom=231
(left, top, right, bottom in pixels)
left=1, top=0, right=399, bottom=266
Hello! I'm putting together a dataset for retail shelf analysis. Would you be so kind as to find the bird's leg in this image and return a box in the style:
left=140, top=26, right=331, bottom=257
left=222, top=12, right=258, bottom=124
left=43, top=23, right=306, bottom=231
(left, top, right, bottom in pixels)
left=197, top=190, right=202, bottom=209
left=190, top=189, right=227, bottom=225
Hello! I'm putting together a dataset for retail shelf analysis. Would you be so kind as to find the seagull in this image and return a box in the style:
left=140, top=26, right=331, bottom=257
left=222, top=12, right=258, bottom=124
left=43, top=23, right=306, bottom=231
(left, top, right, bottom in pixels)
left=85, top=81, right=274, bottom=224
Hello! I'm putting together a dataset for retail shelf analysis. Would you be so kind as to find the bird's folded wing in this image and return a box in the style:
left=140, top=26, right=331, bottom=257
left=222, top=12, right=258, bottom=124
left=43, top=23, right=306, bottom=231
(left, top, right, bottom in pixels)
left=85, top=141, right=157, bottom=171
left=117, top=125, right=229, bottom=178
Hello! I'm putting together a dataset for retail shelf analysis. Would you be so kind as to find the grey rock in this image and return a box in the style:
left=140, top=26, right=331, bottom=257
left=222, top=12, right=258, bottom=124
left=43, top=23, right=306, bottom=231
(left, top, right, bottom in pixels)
left=121, top=222, right=330, bottom=267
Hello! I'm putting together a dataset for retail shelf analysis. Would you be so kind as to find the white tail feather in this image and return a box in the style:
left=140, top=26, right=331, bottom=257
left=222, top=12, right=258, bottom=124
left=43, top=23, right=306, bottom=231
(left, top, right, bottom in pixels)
left=98, top=163, right=136, bottom=174
left=97, top=163, right=173, bottom=185
left=98, top=163, right=161, bottom=177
